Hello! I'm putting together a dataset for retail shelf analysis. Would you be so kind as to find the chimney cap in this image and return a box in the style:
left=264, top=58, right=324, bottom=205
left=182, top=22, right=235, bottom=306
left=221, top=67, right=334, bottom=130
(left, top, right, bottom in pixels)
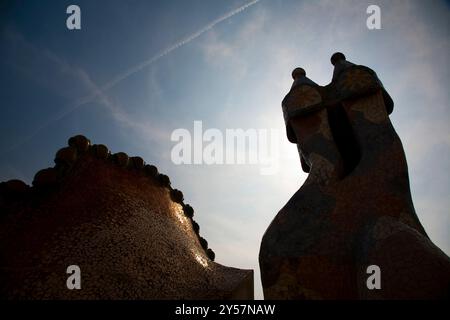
left=330, top=52, right=346, bottom=66
left=292, top=67, right=306, bottom=80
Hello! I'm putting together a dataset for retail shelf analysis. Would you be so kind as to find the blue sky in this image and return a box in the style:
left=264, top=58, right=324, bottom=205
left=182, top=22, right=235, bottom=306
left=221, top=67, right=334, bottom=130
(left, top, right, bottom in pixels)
left=0, top=0, right=449, bottom=299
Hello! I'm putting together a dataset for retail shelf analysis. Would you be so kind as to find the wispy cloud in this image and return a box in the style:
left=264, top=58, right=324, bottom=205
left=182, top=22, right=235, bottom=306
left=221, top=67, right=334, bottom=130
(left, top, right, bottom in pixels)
left=99, top=0, right=260, bottom=93
left=47, top=0, right=262, bottom=127
left=1, top=30, right=169, bottom=156
left=1, top=0, right=261, bottom=154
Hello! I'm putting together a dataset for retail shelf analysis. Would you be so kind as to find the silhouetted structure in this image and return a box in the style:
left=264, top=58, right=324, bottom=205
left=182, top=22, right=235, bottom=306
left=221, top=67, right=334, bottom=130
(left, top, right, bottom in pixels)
left=259, top=52, right=450, bottom=299
left=0, top=135, right=253, bottom=299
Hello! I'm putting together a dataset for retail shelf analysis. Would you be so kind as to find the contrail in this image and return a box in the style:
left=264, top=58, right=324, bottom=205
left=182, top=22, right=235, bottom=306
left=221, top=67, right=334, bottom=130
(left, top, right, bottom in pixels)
left=65, top=0, right=260, bottom=107
left=2, top=0, right=260, bottom=156
left=100, top=0, right=260, bottom=93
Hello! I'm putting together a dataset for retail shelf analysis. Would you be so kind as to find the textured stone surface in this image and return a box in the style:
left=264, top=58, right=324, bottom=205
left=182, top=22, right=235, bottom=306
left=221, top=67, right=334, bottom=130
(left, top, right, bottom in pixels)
left=0, top=137, right=253, bottom=299
left=259, top=53, right=450, bottom=300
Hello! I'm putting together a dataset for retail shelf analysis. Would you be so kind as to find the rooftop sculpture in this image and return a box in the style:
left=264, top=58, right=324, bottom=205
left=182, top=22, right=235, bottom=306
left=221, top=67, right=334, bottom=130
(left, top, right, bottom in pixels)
left=259, top=52, right=450, bottom=299
left=0, top=135, right=253, bottom=299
